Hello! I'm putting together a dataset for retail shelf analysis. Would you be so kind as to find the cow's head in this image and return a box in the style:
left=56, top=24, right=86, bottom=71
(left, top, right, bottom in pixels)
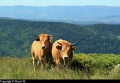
left=56, top=39, right=76, bottom=60
left=34, top=33, right=53, bottom=49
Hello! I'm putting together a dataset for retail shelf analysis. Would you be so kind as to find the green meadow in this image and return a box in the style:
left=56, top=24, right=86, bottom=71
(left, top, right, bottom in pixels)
left=0, top=54, right=120, bottom=79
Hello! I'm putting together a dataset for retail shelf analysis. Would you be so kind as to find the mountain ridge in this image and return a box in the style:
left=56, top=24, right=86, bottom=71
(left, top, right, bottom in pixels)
left=0, top=5, right=120, bottom=24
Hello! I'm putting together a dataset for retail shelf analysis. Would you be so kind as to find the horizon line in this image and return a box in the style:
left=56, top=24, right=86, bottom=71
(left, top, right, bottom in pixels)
left=0, top=5, right=120, bottom=7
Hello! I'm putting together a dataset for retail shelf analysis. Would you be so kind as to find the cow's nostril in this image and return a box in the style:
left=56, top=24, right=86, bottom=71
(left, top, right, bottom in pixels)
left=42, top=46, right=45, bottom=49
left=64, top=56, right=69, bottom=60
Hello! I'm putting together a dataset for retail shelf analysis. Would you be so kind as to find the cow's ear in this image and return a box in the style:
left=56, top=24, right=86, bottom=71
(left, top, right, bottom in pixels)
left=34, top=36, right=40, bottom=41
left=48, top=36, right=53, bottom=42
left=71, top=46, right=77, bottom=50
left=56, top=45, right=62, bottom=50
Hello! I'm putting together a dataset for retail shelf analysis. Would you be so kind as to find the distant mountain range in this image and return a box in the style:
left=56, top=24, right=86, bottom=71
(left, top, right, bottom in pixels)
left=0, top=5, right=120, bottom=24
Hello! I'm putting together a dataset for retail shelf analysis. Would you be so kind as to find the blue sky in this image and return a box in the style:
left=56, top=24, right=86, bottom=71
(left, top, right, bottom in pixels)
left=0, top=0, right=120, bottom=6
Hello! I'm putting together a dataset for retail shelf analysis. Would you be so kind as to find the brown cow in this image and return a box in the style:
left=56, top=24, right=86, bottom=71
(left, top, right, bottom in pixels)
left=31, top=33, right=53, bottom=69
left=52, top=39, right=76, bottom=69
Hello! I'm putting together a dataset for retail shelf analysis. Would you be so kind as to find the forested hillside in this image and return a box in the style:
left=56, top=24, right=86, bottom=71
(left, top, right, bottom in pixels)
left=0, top=18, right=120, bottom=57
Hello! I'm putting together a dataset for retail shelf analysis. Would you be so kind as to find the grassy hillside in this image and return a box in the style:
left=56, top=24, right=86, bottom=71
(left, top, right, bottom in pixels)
left=0, top=54, right=120, bottom=79
left=0, top=18, right=120, bottom=57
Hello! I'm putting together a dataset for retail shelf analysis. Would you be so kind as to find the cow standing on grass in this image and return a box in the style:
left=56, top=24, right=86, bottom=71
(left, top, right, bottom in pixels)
left=52, top=39, right=76, bottom=69
left=31, top=33, right=53, bottom=69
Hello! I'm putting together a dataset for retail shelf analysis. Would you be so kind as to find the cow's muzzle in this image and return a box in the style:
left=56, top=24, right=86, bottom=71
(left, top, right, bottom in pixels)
left=42, top=46, right=45, bottom=49
left=63, top=56, right=69, bottom=60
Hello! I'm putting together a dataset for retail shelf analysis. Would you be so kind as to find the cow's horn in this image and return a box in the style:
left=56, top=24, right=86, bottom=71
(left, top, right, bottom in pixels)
left=71, top=43, right=76, bottom=46
left=57, top=41, right=62, bottom=46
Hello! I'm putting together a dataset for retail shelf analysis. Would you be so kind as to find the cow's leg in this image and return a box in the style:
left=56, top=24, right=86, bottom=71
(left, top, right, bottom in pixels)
left=32, top=52, right=36, bottom=67
left=32, top=56, right=38, bottom=70
left=39, top=57, right=45, bottom=70
left=45, top=57, right=53, bottom=70
left=45, top=57, right=49, bottom=70
left=37, top=60, right=40, bottom=66
left=41, top=59, right=45, bottom=70
left=56, top=59, right=61, bottom=70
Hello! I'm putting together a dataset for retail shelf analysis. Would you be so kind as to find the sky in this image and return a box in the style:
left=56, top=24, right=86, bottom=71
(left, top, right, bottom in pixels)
left=0, top=0, right=120, bottom=7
